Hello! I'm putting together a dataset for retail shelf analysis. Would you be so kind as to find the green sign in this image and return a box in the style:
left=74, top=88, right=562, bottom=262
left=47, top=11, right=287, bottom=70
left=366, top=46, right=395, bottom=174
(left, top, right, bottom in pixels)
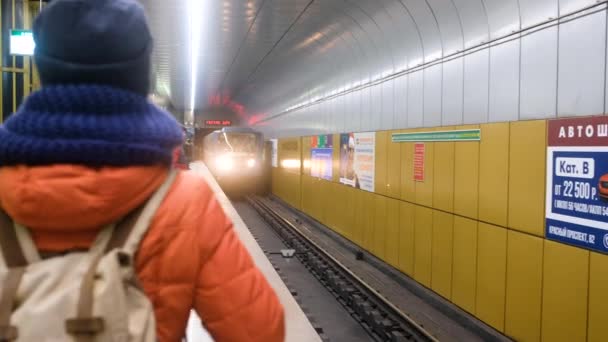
left=392, top=129, right=481, bottom=142
left=11, top=29, right=31, bottom=36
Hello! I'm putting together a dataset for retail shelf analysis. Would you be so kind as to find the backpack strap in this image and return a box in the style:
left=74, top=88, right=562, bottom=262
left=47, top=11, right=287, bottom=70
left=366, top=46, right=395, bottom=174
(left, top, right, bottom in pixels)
left=67, top=169, right=178, bottom=341
left=119, top=168, right=178, bottom=255
left=0, top=211, right=26, bottom=341
left=13, top=224, right=41, bottom=264
left=0, top=210, right=27, bottom=268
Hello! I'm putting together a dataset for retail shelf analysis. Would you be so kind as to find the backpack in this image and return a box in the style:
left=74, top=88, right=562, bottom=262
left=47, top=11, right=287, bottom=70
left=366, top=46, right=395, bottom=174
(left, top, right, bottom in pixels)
left=0, top=170, right=177, bottom=342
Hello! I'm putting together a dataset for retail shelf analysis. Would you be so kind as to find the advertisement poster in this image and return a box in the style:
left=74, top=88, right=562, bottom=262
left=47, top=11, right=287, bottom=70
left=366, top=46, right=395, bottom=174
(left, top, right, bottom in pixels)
left=270, top=139, right=278, bottom=167
left=339, top=132, right=375, bottom=192
left=546, top=116, right=608, bottom=253
left=311, top=135, right=333, bottom=180
left=414, top=143, right=425, bottom=182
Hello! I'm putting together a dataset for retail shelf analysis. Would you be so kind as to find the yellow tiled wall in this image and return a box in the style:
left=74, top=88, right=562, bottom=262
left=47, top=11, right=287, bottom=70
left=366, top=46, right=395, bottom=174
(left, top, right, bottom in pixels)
left=272, top=118, right=604, bottom=341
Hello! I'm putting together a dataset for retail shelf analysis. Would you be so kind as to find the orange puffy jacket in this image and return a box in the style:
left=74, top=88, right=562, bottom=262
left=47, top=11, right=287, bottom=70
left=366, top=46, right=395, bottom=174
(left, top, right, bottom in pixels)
left=0, top=165, right=285, bottom=342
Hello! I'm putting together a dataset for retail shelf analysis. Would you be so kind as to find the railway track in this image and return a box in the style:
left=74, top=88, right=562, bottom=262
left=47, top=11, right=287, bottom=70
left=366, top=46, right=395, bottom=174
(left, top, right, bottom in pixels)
left=247, top=196, right=438, bottom=342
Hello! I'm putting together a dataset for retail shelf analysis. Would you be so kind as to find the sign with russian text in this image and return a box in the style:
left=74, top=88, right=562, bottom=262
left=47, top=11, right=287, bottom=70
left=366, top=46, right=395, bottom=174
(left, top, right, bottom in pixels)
left=311, top=135, right=333, bottom=180
left=414, top=143, right=425, bottom=182
left=339, top=132, right=375, bottom=192
left=205, top=120, right=232, bottom=127
left=392, top=129, right=481, bottom=142
left=546, top=116, right=608, bottom=253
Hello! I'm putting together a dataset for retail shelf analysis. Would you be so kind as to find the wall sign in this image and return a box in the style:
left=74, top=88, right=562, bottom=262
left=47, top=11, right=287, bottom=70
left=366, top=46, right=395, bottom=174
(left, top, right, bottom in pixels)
left=10, top=30, right=34, bottom=56
left=270, top=139, right=278, bottom=167
left=414, top=143, right=425, bottom=182
left=311, top=135, right=333, bottom=180
left=546, top=116, right=608, bottom=253
left=339, top=132, right=375, bottom=192
left=392, top=129, right=481, bottom=142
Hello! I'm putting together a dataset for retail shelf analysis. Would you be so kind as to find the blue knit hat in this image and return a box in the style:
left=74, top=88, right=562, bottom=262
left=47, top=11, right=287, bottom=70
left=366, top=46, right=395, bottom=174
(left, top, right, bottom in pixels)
left=33, top=0, right=152, bottom=96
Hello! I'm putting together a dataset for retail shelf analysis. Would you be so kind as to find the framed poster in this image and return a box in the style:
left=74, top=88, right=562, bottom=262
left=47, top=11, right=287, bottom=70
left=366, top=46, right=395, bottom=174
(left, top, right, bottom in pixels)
left=546, top=116, right=608, bottom=253
left=339, top=132, right=375, bottom=192
left=311, top=135, right=333, bottom=180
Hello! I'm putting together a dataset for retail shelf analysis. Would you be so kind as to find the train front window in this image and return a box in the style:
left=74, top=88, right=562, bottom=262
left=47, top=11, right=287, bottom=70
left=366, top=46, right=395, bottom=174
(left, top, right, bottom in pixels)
left=218, top=133, right=257, bottom=153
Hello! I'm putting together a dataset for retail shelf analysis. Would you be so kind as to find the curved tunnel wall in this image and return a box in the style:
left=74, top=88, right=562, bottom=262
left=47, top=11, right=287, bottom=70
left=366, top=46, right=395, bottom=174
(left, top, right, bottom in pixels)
left=250, top=0, right=608, bottom=137
left=261, top=1, right=608, bottom=342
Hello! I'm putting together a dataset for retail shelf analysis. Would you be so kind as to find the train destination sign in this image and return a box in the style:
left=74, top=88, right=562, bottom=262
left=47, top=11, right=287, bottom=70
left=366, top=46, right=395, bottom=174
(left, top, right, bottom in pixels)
left=205, top=120, right=232, bottom=127
left=392, top=129, right=481, bottom=142
left=546, top=116, right=608, bottom=253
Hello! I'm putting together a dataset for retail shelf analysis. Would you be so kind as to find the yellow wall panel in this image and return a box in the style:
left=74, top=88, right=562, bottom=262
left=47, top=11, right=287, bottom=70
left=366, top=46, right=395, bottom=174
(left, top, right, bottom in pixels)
left=387, top=130, right=402, bottom=199
left=363, top=191, right=376, bottom=252
left=328, top=182, right=342, bottom=233
left=415, top=142, right=434, bottom=207
left=541, top=240, right=589, bottom=342
left=327, top=182, right=341, bottom=231
left=414, top=206, right=433, bottom=287
left=315, top=179, right=325, bottom=221
left=373, top=195, right=387, bottom=259
left=302, top=177, right=319, bottom=220
left=505, top=231, right=543, bottom=342
left=301, top=175, right=312, bottom=215
left=508, top=120, right=546, bottom=236
left=588, top=252, right=608, bottom=342
left=399, top=201, right=415, bottom=276
left=271, top=168, right=280, bottom=197
left=433, top=140, right=455, bottom=212
left=343, top=186, right=356, bottom=241
left=454, top=125, right=480, bottom=219
left=479, top=123, right=509, bottom=226
left=375, top=131, right=388, bottom=196
left=452, top=216, right=478, bottom=314
left=431, top=211, right=454, bottom=300
left=338, top=183, right=348, bottom=235
left=385, top=198, right=400, bottom=268
left=284, top=171, right=301, bottom=210
left=400, top=138, right=415, bottom=202
left=332, top=134, right=340, bottom=183
left=302, top=136, right=312, bottom=176
left=352, top=189, right=365, bottom=246
left=476, top=222, right=507, bottom=332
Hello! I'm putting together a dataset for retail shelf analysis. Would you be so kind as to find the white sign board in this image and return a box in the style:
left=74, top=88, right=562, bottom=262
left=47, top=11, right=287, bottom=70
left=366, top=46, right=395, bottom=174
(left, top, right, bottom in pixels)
left=10, top=30, right=35, bottom=56
left=270, top=139, right=278, bottom=167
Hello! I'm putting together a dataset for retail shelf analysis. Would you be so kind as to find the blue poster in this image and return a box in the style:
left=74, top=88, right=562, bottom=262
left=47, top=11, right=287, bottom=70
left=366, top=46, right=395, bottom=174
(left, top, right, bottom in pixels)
left=311, top=134, right=333, bottom=180
left=546, top=117, right=608, bottom=253
left=311, top=148, right=333, bottom=180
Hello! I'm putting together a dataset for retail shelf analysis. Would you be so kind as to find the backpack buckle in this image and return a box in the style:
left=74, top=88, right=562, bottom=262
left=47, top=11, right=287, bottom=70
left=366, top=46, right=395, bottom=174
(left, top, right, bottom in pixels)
left=0, top=325, right=18, bottom=341
left=65, top=317, right=105, bottom=335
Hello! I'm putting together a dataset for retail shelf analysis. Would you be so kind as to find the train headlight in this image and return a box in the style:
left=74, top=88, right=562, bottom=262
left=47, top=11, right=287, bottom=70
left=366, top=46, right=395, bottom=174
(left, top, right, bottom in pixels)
left=215, top=155, right=234, bottom=171
left=247, top=158, right=256, bottom=168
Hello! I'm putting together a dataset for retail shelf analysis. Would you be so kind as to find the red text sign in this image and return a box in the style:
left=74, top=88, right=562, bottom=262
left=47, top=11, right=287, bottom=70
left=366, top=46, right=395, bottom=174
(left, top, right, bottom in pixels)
left=548, top=116, right=608, bottom=147
left=205, top=120, right=232, bottom=126
left=414, top=143, right=425, bottom=182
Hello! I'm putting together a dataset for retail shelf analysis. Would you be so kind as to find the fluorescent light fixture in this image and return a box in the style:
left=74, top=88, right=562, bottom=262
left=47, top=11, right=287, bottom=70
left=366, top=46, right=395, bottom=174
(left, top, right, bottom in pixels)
left=10, top=30, right=35, bottom=56
left=188, top=0, right=206, bottom=111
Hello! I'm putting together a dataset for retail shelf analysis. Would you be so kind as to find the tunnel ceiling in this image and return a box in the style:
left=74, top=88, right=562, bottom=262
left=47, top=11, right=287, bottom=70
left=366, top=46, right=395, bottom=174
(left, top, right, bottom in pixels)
left=141, top=0, right=600, bottom=122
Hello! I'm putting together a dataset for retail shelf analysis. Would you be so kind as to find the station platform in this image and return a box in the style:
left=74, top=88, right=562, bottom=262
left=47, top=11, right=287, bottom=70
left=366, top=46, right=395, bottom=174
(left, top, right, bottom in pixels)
left=187, top=162, right=321, bottom=342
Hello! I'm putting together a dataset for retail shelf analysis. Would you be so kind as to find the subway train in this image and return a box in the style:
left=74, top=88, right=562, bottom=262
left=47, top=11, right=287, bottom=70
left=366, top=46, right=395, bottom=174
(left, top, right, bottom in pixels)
left=202, top=127, right=267, bottom=194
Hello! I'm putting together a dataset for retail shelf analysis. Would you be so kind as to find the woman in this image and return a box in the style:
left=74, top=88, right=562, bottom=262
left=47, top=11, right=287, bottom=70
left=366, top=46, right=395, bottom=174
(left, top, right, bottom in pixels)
left=0, top=0, right=285, bottom=341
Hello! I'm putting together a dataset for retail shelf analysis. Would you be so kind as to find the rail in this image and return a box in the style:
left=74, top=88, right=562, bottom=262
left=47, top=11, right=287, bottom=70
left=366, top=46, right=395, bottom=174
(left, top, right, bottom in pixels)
left=248, top=196, right=438, bottom=342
